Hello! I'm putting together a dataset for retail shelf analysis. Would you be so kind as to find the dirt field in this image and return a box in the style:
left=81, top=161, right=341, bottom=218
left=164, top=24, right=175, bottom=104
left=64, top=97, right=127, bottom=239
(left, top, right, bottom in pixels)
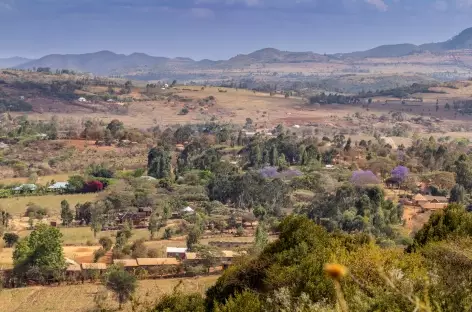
left=0, top=275, right=219, bottom=312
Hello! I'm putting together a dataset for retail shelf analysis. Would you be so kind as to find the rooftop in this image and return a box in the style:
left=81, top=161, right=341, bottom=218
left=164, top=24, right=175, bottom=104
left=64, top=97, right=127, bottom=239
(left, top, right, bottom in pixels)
left=136, top=258, right=181, bottom=266
left=166, top=247, right=187, bottom=254
left=81, top=263, right=107, bottom=270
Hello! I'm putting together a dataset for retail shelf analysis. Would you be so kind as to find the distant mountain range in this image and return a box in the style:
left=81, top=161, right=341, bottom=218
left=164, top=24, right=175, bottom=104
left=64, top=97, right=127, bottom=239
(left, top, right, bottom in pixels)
left=0, top=57, right=33, bottom=69
left=9, top=27, right=472, bottom=76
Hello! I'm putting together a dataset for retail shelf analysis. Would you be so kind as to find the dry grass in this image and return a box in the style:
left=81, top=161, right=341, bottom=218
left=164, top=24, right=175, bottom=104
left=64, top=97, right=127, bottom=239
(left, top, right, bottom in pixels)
left=1, top=173, right=73, bottom=186
left=0, top=275, right=219, bottom=312
left=0, top=193, right=98, bottom=216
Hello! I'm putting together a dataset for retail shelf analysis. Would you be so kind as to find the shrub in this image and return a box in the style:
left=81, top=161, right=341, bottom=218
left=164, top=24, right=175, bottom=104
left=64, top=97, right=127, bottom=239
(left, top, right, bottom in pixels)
left=84, top=180, right=104, bottom=193
left=99, top=236, right=113, bottom=251
left=86, top=239, right=95, bottom=246
left=3, top=232, right=19, bottom=247
left=93, top=248, right=106, bottom=262
left=25, top=203, right=49, bottom=219
left=163, top=228, right=172, bottom=239
left=147, top=248, right=160, bottom=258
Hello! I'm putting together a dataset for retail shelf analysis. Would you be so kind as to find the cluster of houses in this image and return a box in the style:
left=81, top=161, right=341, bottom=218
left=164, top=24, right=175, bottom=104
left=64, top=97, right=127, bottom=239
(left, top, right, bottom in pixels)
left=11, top=182, right=69, bottom=193
left=65, top=246, right=243, bottom=277
left=407, top=194, right=449, bottom=211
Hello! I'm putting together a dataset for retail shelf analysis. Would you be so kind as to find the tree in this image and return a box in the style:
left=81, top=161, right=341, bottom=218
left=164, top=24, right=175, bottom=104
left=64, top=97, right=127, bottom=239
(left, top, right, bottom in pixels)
left=3, top=232, right=19, bottom=247
left=253, top=223, right=268, bottom=254
left=253, top=205, right=267, bottom=221
left=90, top=203, right=105, bottom=238
left=391, top=166, right=409, bottom=184
left=67, top=175, right=85, bottom=193
left=106, top=119, right=124, bottom=137
left=60, top=200, right=73, bottom=226
left=148, top=213, right=160, bottom=240
left=454, top=155, right=472, bottom=191
left=350, top=170, right=380, bottom=186
left=99, top=236, right=113, bottom=251
left=147, top=147, right=172, bottom=179
left=186, top=226, right=201, bottom=251
left=84, top=180, right=104, bottom=193
left=103, top=265, right=137, bottom=309
left=0, top=209, right=11, bottom=229
left=13, top=224, right=65, bottom=283
left=75, top=202, right=93, bottom=225
left=163, top=228, right=172, bottom=239
left=450, top=184, right=466, bottom=204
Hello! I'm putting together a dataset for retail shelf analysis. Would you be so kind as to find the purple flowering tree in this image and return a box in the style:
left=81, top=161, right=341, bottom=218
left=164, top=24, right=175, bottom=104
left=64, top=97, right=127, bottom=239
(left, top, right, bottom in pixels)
left=391, top=166, right=409, bottom=183
left=259, top=167, right=302, bottom=179
left=351, top=170, right=380, bottom=186
left=259, top=167, right=279, bottom=178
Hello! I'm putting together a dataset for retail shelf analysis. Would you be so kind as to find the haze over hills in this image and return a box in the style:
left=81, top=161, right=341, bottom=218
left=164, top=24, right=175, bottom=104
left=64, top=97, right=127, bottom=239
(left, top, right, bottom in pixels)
left=10, top=27, right=472, bottom=78
left=0, top=57, right=33, bottom=69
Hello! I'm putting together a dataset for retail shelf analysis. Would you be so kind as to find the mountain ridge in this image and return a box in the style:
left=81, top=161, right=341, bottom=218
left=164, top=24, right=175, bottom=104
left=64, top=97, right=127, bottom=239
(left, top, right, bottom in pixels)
left=11, top=27, right=472, bottom=75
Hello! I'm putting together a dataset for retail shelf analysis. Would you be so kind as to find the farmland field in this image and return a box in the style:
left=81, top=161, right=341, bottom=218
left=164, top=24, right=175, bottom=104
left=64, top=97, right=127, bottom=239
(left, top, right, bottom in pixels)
left=0, top=275, right=219, bottom=312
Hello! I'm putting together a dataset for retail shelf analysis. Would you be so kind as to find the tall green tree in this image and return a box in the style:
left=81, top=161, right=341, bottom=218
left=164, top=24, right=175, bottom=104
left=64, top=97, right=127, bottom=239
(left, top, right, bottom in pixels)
left=186, top=226, right=201, bottom=251
left=253, top=222, right=268, bottom=254
left=450, top=184, right=466, bottom=204
left=13, top=224, right=65, bottom=283
left=147, top=147, right=172, bottom=179
left=60, top=200, right=74, bottom=226
left=148, top=213, right=160, bottom=240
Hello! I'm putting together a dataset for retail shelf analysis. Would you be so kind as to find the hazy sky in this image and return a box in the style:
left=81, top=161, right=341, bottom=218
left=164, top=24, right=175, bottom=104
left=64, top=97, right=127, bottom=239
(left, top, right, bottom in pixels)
left=1, top=0, right=472, bottom=59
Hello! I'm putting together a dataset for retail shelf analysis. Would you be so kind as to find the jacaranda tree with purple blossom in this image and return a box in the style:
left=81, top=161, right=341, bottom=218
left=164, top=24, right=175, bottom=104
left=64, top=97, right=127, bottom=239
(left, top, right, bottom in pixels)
left=351, top=170, right=380, bottom=186
left=391, top=166, right=409, bottom=184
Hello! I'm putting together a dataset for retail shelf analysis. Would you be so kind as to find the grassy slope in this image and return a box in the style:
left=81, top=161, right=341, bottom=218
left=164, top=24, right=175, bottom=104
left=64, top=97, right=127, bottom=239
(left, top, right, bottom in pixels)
left=0, top=193, right=98, bottom=216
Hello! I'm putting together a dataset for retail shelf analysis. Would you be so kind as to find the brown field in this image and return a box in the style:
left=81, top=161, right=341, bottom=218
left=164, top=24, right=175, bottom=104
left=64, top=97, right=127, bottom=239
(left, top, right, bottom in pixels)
left=0, top=275, right=219, bottom=312
left=1, top=173, right=73, bottom=186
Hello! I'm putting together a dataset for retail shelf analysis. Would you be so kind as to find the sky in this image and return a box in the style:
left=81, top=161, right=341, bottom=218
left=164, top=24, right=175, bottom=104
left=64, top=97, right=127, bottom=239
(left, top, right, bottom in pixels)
left=1, top=0, right=472, bottom=59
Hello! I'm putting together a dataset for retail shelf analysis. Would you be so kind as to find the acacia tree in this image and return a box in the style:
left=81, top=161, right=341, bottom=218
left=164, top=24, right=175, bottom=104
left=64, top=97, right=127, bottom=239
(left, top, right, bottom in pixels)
left=3, top=232, right=19, bottom=247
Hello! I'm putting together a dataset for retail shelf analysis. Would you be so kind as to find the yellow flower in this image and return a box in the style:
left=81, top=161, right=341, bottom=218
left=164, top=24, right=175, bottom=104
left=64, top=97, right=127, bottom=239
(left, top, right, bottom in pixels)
left=324, top=263, right=348, bottom=280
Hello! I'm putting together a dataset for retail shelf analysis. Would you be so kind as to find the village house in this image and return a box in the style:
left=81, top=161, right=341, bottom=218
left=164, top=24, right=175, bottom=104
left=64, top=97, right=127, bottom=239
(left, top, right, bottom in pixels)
left=113, top=259, right=139, bottom=271
left=48, top=182, right=69, bottom=192
left=136, top=258, right=182, bottom=275
left=166, top=247, right=188, bottom=259
left=12, top=184, right=37, bottom=193
left=413, top=193, right=449, bottom=211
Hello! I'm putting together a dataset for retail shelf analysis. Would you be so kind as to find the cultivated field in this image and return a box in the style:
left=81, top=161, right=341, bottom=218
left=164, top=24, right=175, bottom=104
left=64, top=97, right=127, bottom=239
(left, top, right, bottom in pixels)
left=0, top=275, right=219, bottom=312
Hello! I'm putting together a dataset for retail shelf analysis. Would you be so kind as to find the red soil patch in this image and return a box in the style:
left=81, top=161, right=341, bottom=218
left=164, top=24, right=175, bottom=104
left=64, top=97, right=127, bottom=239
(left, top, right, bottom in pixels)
left=55, top=140, right=118, bottom=152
